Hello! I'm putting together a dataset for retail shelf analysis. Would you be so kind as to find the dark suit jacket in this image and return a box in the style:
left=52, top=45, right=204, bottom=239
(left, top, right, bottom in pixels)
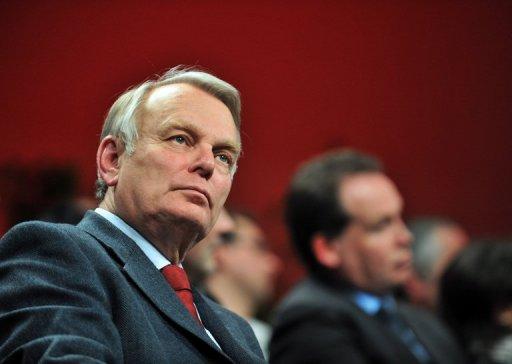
left=269, top=277, right=466, bottom=364
left=0, top=211, right=265, bottom=363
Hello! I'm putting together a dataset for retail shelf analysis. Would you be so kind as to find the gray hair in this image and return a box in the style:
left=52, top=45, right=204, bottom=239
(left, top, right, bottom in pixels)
left=95, top=66, right=241, bottom=200
left=408, top=217, right=457, bottom=280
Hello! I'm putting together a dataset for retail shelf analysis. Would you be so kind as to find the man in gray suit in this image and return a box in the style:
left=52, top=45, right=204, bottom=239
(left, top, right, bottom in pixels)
left=0, top=67, right=264, bottom=363
left=270, top=150, right=466, bottom=364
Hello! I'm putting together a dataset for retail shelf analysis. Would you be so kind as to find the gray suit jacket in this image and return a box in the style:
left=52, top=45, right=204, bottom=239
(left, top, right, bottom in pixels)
left=0, top=211, right=265, bottom=363
left=270, top=277, right=467, bottom=364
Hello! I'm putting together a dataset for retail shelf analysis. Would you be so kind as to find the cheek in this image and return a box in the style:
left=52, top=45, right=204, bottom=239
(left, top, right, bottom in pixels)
left=364, top=240, right=393, bottom=267
left=212, top=176, right=232, bottom=204
left=129, top=153, right=168, bottom=184
left=232, top=251, right=258, bottom=272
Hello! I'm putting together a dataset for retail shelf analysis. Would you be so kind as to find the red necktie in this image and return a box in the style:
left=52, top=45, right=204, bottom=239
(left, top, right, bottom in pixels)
left=161, top=265, right=202, bottom=325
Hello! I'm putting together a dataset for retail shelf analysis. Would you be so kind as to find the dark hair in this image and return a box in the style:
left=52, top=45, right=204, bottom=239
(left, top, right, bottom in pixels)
left=285, top=149, right=382, bottom=280
left=439, top=241, right=512, bottom=349
left=221, top=209, right=259, bottom=246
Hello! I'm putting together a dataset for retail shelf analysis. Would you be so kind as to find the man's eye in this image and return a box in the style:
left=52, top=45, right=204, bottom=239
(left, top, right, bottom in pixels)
left=170, top=135, right=187, bottom=144
left=366, top=220, right=391, bottom=232
left=216, top=154, right=232, bottom=166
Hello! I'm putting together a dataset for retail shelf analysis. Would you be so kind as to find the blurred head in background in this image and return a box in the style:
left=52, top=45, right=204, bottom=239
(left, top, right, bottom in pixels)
left=186, top=208, right=281, bottom=358
left=404, top=217, right=469, bottom=310
left=439, top=241, right=512, bottom=363
left=201, top=210, right=281, bottom=318
left=286, top=149, right=412, bottom=294
left=184, top=207, right=236, bottom=285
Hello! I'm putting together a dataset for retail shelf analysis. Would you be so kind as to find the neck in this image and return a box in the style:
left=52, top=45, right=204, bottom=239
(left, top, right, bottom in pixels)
left=141, top=218, right=201, bottom=264
left=205, top=274, right=257, bottom=319
left=99, top=197, right=201, bottom=264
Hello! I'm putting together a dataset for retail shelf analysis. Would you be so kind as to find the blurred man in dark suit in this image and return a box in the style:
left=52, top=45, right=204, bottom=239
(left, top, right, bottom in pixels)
left=270, top=149, right=466, bottom=364
left=0, top=67, right=264, bottom=363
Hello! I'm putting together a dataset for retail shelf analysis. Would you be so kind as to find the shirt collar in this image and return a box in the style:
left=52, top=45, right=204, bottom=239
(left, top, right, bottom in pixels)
left=95, top=208, right=172, bottom=269
left=351, top=290, right=395, bottom=316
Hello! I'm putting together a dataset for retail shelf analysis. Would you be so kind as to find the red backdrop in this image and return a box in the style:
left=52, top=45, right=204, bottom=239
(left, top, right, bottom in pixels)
left=1, top=1, right=511, bottom=292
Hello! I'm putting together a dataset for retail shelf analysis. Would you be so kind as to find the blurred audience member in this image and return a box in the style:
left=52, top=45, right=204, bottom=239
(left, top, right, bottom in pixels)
left=270, top=149, right=466, bottom=364
left=184, top=208, right=236, bottom=285
left=0, top=164, right=84, bottom=228
left=39, top=196, right=96, bottom=224
left=404, top=217, right=469, bottom=311
left=185, top=209, right=281, bottom=358
left=440, top=241, right=512, bottom=364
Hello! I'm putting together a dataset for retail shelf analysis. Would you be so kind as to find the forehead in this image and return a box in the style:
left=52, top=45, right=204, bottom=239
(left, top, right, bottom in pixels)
left=141, top=83, right=240, bottom=145
left=212, top=209, right=236, bottom=233
left=234, top=216, right=264, bottom=241
left=339, top=172, right=403, bottom=221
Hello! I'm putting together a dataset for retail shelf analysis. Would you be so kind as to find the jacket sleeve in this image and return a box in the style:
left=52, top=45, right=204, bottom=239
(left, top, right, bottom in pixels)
left=0, top=222, right=123, bottom=363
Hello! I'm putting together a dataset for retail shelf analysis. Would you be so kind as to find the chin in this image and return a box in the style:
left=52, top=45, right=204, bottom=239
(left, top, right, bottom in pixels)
left=162, top=208, right=210, bottom=238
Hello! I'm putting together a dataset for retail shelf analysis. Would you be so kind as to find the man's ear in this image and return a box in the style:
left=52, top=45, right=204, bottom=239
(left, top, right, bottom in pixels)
left=97, top=136, right=123, bottom=187
left=312, top=233, right=343, bottom=269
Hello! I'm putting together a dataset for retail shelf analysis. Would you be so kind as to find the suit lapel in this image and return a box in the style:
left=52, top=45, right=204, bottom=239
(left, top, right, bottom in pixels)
left=400, top=307, right=444, bottom=364
left=122, top=254, right=218, bottom=344
left=194, top=291, right=264, bottom=364
left=345, top=300, right=421, bottom=363
left=78, top=212, right=229, bottom=359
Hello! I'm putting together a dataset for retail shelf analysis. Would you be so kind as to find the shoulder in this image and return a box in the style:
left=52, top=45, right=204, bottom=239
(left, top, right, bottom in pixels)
left=274, top=278, right=356, bottom=324
left=398, top=301, right=448, bottom=330
left=2, top=218, right=92, bottom=244
left=0, top=217, right=120, bottom=289
left=1, top=219, right=104, bottom=261
left=0, top=220, right=125, bottom=362
left=270, top=279, right=372, bottom=363
left=3, top=219, right=80, bottom=239
left=2, top=219, right=87, bottom=252
left=398, top=301, right=458, bottom=339
left=397, top=301, right=467, bottom=363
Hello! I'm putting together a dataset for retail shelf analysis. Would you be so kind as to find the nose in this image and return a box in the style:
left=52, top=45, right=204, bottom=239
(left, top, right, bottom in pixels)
left=189, top=144, right=215, bottom=179
left=397, top=219, right=413, bottom=247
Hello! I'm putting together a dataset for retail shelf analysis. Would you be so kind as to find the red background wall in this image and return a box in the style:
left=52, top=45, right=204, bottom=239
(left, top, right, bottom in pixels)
left=1, top=1, right=511, bottom=290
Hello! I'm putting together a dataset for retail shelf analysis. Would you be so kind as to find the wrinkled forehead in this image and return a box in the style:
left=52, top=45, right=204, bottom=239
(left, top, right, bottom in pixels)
left=213, top=208, right=236, bottom=234
left=233, top=215, right=266, bottom=244
left=145, top=83, right=185, bottom=110
left=141, top=83, right=240, bottom=138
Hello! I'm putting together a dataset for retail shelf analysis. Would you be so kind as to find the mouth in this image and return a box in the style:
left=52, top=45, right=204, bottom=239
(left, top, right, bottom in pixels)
left=395, top=256, right=412, bottom=271
left=177, top=187, right=211, bottom=207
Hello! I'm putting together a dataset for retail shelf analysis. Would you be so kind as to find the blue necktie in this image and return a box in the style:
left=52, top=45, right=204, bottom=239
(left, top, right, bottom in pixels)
left=378, top=297, right=432, bottom=364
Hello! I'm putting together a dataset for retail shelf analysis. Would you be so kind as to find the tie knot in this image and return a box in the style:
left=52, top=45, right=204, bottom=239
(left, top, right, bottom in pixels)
left=161, top=265, right=191, bottom=291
